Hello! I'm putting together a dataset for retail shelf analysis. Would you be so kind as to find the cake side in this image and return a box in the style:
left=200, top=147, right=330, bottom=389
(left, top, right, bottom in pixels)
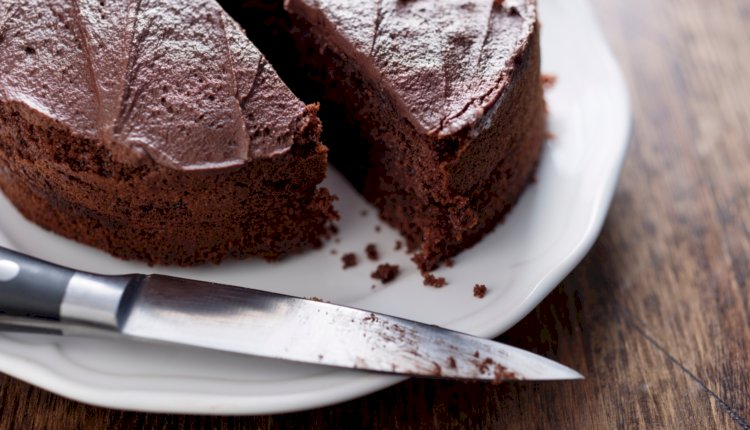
left=388, top=28, right=546, bottom=270
left=313, top=24, right=545, bottom=271
left=0, top=97, right=336, bottom=265
left=0, top=0, right=336, bottom=265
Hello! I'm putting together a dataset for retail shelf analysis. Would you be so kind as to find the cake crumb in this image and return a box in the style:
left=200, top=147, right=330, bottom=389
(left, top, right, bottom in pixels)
left=541, top=73, right=557, bottom=89
left=342, top=253, right=358, bottom=269
left=361, top=210, right=368, bottom=217
left=308, top=296, right=328, bottom=303
left=448, top=357, right=457, bottom=369
left=375, top=225, right=382, bottom=233
left=473, top=284, right=488, bottom=298
left=365, top=243, right=379, bottom=261
left=395, top=240, right=403, bottom=251
left=423, top=273, right=447, bottom=288
left=334, top=238, right=341, bottom=244
left=445, top=258, right=454, bottom=268
left=330, top=249, right=338, bottom=255
left=371, top=263, right=400, bottom=284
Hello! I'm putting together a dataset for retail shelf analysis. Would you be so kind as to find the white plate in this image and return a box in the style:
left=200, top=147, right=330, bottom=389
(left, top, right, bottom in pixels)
left=0, top=0, right=630, bottom=415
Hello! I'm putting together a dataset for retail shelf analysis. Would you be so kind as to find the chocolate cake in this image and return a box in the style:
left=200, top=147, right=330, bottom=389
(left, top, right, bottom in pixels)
left=224, top=0, right=545, bottom=271
left=1, top=0, right=543, bottom=270
left=0, top=0, right=336, bottom=265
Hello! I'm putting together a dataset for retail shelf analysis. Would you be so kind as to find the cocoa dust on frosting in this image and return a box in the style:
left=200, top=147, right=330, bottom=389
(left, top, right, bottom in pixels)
left=287, top=0, right=536, bottom=137
left=0, top=0, right=306, bottom=170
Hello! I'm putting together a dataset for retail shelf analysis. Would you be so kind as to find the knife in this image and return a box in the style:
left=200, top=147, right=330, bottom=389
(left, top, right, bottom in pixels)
left=0, top=246, right=582, bottom=382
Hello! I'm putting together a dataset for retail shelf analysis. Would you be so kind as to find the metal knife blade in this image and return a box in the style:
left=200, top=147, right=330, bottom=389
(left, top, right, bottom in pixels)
left=0, top=247, right=582, bottom=382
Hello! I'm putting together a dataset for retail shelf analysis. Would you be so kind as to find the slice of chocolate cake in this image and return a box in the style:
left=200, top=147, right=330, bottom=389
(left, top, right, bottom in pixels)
left=224, top=0, right=545, bottom=271
left=0, top=0, right=336, bottom=265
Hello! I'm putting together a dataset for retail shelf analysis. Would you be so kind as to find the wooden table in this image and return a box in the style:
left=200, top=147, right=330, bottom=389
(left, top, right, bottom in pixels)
left=3, top=0, right=750, bottom=428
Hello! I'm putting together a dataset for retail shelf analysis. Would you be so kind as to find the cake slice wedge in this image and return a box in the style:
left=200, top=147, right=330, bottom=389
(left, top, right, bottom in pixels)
left=0, top=0, right=336, bottom=265
left=223, top=0, right=546, bottom=271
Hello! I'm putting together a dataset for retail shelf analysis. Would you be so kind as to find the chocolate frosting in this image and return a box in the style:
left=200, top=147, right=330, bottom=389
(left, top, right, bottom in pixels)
left=287, top=0, right=536, bottom=137
left=0, top=0, right=306, bottom=170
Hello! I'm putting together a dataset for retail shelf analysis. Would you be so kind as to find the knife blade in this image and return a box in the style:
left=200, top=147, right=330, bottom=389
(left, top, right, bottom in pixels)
left=0, top=246, right=582, bottom=382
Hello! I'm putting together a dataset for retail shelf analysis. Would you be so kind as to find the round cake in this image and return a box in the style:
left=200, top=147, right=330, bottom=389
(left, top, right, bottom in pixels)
left=1, top=0, right=543, bottom=270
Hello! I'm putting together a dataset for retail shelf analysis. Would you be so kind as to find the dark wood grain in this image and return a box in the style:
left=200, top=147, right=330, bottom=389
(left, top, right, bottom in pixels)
left=2, top=0, right=750, bottom=428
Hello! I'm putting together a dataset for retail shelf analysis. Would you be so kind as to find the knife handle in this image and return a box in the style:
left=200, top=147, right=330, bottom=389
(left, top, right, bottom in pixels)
left=0, top=246, right=140, bottom=332
left=0, top=246, right=74, bottom=321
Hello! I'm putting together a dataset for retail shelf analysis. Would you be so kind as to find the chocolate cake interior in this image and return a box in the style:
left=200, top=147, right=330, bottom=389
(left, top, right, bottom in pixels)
left=223, top=0, right=545, bottom=271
